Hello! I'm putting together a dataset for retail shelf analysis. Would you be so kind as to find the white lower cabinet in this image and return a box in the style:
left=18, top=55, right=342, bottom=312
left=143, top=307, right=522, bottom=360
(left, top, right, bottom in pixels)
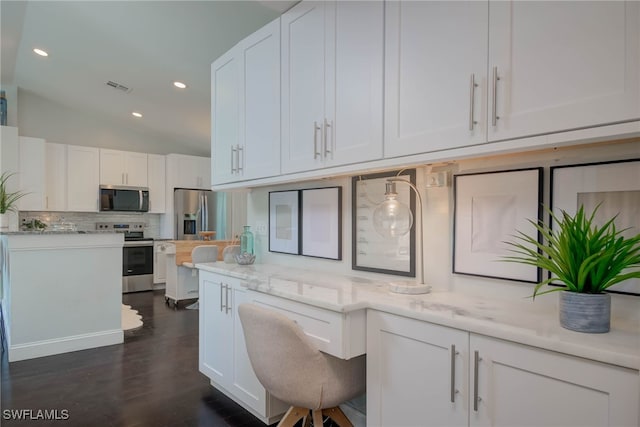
left=153, top=241, right=168, bottom=284
left=367, top=310, right=639, bottom=427
left=198, top=271, right=287, bottom=424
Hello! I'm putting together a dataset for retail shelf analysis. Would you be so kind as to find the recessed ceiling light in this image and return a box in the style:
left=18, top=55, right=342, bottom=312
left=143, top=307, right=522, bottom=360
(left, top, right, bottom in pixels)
left=132, top=112, right=143, bottom=118
left=33, top=48, right=49, bottom=57
left=173, top=81, right=187, bottom=89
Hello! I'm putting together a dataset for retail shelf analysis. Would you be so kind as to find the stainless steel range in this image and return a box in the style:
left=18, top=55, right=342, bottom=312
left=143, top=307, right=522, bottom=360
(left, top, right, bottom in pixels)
left=97, top=222, right=154, bottom=293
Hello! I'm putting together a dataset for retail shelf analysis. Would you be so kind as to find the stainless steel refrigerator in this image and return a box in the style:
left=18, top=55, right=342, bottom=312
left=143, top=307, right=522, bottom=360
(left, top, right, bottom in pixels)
left=174, top=188, right=247, bottom=241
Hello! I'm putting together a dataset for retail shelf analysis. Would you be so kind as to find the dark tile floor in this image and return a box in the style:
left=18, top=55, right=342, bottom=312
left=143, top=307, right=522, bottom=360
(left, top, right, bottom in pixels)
left=1, top=290, right=271, bottom=427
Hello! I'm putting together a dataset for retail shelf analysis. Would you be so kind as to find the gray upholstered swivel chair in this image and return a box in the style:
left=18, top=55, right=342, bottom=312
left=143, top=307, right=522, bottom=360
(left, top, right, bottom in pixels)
left=238, top=303, right=366, bottom=427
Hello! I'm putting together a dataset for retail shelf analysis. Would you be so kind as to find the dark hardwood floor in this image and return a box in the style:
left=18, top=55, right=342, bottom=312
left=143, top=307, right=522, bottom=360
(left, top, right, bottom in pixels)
left=1, top=290, right=271, bottom=427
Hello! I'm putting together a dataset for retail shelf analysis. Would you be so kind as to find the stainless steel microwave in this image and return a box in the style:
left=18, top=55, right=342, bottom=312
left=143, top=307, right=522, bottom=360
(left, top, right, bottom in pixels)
left=99, top=186, right=149, bottom=212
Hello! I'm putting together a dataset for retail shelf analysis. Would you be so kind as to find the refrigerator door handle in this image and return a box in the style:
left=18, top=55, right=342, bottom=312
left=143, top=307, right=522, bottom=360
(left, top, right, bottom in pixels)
left=202, top=194, right=209, bottom=232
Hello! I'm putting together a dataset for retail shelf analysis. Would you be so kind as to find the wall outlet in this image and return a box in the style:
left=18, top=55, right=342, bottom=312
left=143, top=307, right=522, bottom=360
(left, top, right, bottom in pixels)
left=255, top=221, right=267, bottom=235
left=426, top=171, right=448, bottom=188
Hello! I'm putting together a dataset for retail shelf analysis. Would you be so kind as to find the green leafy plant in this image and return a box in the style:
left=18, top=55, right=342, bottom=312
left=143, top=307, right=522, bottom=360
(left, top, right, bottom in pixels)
left=503, top=205, right=640, bottom=298
left=0, top=172, right=27, bottom=214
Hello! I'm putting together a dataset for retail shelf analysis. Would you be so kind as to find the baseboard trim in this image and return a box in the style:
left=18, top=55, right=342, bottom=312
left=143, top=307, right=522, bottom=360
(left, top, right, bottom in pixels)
left=8, top=329, right=124, bottom=362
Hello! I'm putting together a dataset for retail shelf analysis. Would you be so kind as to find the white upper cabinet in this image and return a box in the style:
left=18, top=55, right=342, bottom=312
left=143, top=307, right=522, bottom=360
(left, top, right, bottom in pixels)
left=168, top=154, right=211, bottom=190
left=18, top=137, right=46, bottom=211
left=99, top=148, right=148, bottom=187
left=66, top=145, right=99, bottom=212
left=18, top=138, right=67, bottom=212
left=384, top=0, right=640, bottom=158
left=281, top=0, right=383, bottom=174
left=212, top=18, right=281, bottom=185
left=211, top=48, right=240, bottom=185
left=147, top=154, right=166, bottom=213
left=488, top=0, right=639, bottom=141
left=45, top=142, right=66, bottom=211
left=384, top=1, right=489, bottom=158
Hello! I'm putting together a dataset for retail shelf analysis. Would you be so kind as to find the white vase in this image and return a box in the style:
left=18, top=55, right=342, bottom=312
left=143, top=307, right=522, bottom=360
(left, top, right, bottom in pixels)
left=0, top=212, right=10, bottom=231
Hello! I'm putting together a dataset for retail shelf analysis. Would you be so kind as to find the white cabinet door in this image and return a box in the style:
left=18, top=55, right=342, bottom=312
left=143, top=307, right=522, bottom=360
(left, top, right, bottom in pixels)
left=124, top=151, right=148, bottom=187
left=470, top=334, right=639, bottom=427
left=211, top=48, right=240, bottom=185
left=241, top=19, right=281, bottom=181
left=281, top=1, right=327, bottom=173
left=488, top=0, right=640, bottom=142
left=282, top=1, right=384, bottom=173
left=147, top=154, right=165, bottom=213
left=66, top=145, right=99, bottom=212
left=367, top=310, right=469, bottom=427
left=99, top=149, right=125, bottom=185
left=18, top=137, right=46, bottom=211
left=153, top=241, right=168, bottom=284
left=45, top=143, right=66, bottom=211
left=100, top=149, right=148, bottom=186
left=384, top=1, right=488, bottom=158
left=326, top=0, right=383, bottom=167
left=199, top=271, right=234, bottom=386
left=168, top=154, right=210, bottom=190
left=196, top=156, right=210, bottom=189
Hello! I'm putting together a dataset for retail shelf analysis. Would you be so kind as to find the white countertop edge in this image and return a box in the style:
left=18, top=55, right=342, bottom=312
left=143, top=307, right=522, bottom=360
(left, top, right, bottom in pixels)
left=195, top=262, right=640, bottom=370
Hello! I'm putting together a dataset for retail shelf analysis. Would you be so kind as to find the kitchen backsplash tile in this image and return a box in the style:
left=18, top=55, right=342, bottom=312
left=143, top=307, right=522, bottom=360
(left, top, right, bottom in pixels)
left=19, top=211, right=162, bottom=238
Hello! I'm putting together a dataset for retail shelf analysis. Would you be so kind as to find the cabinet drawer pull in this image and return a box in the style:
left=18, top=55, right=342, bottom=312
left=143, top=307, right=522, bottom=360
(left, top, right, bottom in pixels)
left=231, top=146, right=237, bottom=173
left=469, top=74, right=478, bottom=131
left=473, top=350, right=481, bottom=411
left=313, top=121, right=322, bottom=159
left=220, top=283, right=224, bottom=312
left=323, top=118, right=332, bottom=156
left=225, top=284, right=231, bottom=314
left=450, top=344, right=457, bottom=403
left=491, top=66, right=500, bottom=126
left=237, top=146, right=244, bottom=173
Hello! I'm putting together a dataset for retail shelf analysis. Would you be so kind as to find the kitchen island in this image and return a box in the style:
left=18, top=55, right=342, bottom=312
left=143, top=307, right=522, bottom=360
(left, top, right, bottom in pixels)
left=1, top=231, right=124, bottom=361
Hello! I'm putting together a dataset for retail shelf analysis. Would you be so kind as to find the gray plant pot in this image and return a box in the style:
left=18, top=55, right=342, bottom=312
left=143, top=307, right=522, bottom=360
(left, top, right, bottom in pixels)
left=559, top=291, right=611, bottom=333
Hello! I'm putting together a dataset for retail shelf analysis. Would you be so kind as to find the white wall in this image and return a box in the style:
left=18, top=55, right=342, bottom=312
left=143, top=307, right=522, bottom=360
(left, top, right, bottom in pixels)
left=17, top=89, right=206, bottom=156
left=247, top=138, right=640, bottom=294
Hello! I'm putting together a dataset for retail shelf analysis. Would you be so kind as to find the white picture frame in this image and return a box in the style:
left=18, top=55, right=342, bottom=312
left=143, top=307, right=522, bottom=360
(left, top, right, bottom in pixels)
left=453, top=168, right=543, bottom=282
left=551, top=159, right=640, bottom=295
left=301, top=187, right=342, bottom=260
left=268, top=190, right=300, bottom=255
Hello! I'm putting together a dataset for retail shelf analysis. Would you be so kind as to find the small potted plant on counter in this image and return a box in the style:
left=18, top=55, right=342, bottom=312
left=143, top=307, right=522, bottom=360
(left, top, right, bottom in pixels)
left=0, top=172, right=27, bottom=231
left=503, top=205, right=640, bottom=333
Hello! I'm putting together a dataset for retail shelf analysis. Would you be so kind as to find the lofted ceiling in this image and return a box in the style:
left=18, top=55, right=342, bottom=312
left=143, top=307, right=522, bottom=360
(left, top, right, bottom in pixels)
left=0, top=0, right=297, bottom=155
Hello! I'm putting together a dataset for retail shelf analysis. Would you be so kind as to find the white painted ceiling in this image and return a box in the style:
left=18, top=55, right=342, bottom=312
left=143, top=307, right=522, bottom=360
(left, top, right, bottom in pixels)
left=1, top=0, right=297, bottom=155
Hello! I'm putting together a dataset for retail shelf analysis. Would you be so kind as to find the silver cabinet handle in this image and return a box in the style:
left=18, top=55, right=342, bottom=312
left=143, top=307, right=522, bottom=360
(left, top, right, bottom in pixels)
left=313, top=121, right=322, bottom=159
left=323, top=118, right=332, bottom=156
left=237, top=146, right=244, bottom=173
left=126, top=173, right=129, bottom=185
left=220, top=283, right=224, bottom=312
left=231, top=146, right=237, bottom=173
left=469, top=74, right=478, bottom=131
left=450, top=344, right=457, bottom=403
left=121, top=172, right=125, bottom=185
left=225, top=284, right=230, bottom=314
left=491, top=66, right=500, bottom=126
left=473, top=350, right=481, bottom=412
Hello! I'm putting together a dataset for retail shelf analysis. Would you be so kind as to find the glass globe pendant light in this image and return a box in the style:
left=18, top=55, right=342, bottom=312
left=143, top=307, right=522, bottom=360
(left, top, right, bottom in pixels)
left=372, top=182, right=413, bottom=238
left=372, top=178, right=430, bottom=294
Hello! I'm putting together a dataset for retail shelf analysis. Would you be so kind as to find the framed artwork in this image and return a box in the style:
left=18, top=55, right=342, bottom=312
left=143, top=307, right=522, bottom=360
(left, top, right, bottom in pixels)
left=453, top=167, right=543, bottom=282
left=351, top=169, right=416, bottom=277
left=551, top=158, right=640, bottom=295
left=301, top=187, right=342, bottom=260
left=268, top=190, right=300, bottom=255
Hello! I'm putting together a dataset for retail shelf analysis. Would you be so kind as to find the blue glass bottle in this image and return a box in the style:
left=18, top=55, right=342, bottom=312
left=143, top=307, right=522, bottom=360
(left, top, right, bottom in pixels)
left=0, top=90, right=7, bottom=126
left=240, top=225, right=254, bottom=255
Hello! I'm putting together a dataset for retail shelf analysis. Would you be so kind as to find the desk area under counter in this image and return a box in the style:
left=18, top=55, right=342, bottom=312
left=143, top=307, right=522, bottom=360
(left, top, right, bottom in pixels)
left=195, top=262, right=640, bottom=426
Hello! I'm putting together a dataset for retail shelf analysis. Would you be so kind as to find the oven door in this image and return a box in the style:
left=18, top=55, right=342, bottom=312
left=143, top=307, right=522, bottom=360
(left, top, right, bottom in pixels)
left=123, top=242, right=153, bottom=276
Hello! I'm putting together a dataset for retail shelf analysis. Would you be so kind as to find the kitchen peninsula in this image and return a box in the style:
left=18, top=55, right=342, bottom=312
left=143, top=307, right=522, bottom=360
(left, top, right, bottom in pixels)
left=1, top=231, right=124, bottom=361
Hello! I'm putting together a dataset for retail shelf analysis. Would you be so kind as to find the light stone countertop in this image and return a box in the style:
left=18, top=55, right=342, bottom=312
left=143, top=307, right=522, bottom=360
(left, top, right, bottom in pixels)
left=0, top=230, right=122, bottom=235
left=196, top=262, right=640, bottom=370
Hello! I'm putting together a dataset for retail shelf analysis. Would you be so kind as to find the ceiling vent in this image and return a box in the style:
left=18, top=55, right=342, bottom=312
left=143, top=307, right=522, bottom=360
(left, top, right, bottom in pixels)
left=105, top=80, right=132, bottom=94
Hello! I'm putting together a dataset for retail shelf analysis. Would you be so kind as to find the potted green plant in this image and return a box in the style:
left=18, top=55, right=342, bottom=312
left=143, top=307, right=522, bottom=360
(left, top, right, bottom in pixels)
left=504, top=205, right=640, bottom=333
left=0, top=171, right=27, bottom=231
